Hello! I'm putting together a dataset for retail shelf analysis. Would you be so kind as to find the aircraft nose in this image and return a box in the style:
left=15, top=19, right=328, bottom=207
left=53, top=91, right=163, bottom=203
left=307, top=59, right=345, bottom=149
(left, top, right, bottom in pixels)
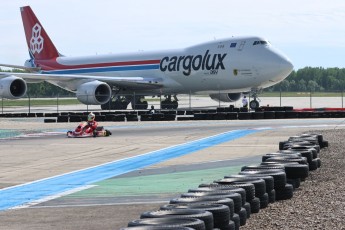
left=278, top=56, right=294, bottom=77
left=264, top=48, right=294, bottom=82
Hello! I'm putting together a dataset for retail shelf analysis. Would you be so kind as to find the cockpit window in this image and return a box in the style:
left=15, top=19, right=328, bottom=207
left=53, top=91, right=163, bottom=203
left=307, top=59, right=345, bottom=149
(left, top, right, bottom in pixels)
left=253, top=40, right=268, bottom=45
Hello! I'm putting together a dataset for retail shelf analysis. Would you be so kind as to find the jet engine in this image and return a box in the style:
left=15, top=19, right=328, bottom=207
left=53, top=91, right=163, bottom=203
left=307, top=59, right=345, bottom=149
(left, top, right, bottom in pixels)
left=0, top=75, right=27, bottom=99
left=209, top=93, right=242, bottom=102
left=76, top=80, right=111, bottom=105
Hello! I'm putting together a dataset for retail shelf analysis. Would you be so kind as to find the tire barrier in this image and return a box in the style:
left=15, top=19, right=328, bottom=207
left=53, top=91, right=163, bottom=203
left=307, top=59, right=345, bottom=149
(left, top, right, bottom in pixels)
left=122, top=133, right=327, bottom=229
left=0, top=106, right=345, bottom=124
left=127, top=217, right=206, bottom=230
left=251, top=112, right=264, bottom=120
left=126, top=114, right=139, bottom=122
left=140, top=210, right=214, bottom=230
left=180, top=193, right=242, bottom=214
left=2, top=106, right=345, bottom=122
left=121, top=226, right=195, bottom=230
left=104, top=114, right=126, bottom=122
left=238, top=112, right=251, bottom=120
left=44, top=118, right=56, bottom=123
left=263, top=111, right=275, bottom=119
left=160, top=204, right=231, bottom=230
left=169, top=197, right=235, bottom=220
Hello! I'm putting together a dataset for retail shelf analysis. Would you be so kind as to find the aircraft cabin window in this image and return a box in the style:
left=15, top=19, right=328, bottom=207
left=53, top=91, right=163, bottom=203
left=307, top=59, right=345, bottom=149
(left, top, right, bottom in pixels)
left=253, top=40, right=268, bottom=45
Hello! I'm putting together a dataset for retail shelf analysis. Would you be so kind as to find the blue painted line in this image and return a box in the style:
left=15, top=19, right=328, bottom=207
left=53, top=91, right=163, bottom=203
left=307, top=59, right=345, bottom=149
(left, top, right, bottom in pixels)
left=42, top=64, right=159, bottom=74
left=0, top=129, right=259, bottom=211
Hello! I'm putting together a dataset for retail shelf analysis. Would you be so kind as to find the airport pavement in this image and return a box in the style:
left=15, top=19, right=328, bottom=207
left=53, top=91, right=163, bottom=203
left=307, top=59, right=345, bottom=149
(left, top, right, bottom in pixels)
left=2, top=95, right=345, bottom=113
left=0, top=118, right=344, bottom=229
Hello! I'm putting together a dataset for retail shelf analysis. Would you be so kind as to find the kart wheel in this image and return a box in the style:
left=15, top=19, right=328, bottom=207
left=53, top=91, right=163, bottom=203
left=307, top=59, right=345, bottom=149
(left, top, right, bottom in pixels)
left=93, top=130, right=97, bottom=137
left=105, top=130, right=112, bottom=136
left=67, top=131, right=73, bottom=137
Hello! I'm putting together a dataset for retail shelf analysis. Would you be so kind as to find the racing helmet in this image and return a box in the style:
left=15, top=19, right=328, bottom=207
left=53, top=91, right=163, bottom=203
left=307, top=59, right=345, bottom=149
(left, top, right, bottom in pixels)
left=88, top=112, right=95, bottom=121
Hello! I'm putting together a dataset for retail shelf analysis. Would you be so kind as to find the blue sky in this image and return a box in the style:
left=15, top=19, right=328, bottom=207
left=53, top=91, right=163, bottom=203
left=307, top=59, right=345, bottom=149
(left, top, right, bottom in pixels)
left=1, top=0, right=345, bottom=70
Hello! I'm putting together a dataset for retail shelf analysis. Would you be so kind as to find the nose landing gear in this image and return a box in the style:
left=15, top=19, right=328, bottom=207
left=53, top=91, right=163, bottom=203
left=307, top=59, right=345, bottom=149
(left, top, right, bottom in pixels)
left=249, top=88, right=261, bottom=110
left=249, top=99, right=260, bottom=110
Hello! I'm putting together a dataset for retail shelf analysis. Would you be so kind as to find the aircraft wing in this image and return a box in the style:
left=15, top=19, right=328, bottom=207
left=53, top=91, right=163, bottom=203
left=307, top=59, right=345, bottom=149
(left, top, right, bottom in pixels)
left=0, top=63, right=40, bottom=72
left=0, top=72, right=164, bottom=90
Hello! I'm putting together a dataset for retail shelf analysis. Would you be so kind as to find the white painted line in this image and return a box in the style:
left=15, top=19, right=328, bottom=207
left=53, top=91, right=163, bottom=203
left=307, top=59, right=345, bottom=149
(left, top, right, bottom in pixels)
left=27, top=200, right=169, bottom=209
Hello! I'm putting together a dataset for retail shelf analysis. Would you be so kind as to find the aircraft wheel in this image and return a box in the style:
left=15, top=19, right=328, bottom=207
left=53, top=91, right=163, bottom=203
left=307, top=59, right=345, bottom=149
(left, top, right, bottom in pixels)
left=141, top=101, right=148, bottom=110
left=249, top=100, right=260, bottom=110
left=172, top=101, right=178, bottom=110
left=113, top=100, right=126, bottom=110
left=120, top=101, right=129, bottom=110
left=132, top=100, right=148, bottom=110
left=101, top=102, right=111, bottom=110
left=101, top=100, right=128, bottom=110
left=161, top=100, right=169, bottom=109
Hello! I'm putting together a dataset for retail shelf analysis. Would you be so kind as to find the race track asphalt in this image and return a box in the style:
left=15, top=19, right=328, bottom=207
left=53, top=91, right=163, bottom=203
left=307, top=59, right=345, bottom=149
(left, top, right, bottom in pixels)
left=0, top=118, right=344, bottom=229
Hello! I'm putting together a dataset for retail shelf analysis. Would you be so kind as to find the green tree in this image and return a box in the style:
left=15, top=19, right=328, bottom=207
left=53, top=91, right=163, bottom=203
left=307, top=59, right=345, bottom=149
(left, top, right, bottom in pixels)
left=265, top=67, right=345, bottom=92
left=298, top=79, right=307, bottom=91
left=280, top=80, right=290, bottom=91
left=307, top=80, right=319, bottom=92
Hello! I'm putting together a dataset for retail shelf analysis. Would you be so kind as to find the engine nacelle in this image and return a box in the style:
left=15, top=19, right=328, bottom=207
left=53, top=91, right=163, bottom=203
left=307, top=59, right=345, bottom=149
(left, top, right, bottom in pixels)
left=76, top=80, right=111, bottom=105
left=0, top=75, right=27, bottom=99
left=209, top=93, right=242, bottom=102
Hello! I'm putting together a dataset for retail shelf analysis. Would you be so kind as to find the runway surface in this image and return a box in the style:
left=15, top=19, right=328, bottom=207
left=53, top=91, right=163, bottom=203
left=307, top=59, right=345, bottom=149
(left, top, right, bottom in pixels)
left=0, top=118, right=344, bottom=229
left=3, top=95, right=345, bottom=114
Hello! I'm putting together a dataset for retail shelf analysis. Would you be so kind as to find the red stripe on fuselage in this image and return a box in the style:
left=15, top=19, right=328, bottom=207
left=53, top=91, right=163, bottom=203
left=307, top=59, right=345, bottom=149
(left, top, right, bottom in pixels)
left=35, top=58, right=161, bottom=71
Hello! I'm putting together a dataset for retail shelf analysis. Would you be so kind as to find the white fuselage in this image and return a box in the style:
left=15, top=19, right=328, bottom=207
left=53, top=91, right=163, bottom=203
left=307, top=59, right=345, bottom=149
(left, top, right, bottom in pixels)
left=41, top=36, right=293, bottom=96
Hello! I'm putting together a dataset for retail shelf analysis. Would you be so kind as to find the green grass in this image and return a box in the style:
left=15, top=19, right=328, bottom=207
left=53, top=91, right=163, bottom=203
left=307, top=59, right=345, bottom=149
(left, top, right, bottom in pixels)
left=67, top=166, right=242, bottom=197
left=261, top=92, right=344, bottom=97
left=0, top=98, right=81, bottom=106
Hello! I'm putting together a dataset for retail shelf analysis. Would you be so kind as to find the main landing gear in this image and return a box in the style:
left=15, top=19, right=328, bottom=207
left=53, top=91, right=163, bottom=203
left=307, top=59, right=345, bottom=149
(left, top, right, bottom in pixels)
left=161, top=95, right=178, bottom=110
left=249, top=88, right=261, bottom=110
left=101, top=94, right=179, bottom=110
left=131, top=96, right=148, bottom=110
left=101, top=95, right=149, bottom=110
left=101, top=96, right=130, bottom=110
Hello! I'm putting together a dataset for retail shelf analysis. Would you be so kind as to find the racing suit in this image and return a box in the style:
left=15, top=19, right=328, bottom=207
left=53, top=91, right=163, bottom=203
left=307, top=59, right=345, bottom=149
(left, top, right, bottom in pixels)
left=84, top=120, right=98, bottom=134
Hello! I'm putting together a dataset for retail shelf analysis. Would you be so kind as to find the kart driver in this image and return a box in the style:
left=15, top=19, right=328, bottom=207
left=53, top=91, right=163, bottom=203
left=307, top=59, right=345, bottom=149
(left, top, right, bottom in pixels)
left=85, top=112, right=98, bottom=135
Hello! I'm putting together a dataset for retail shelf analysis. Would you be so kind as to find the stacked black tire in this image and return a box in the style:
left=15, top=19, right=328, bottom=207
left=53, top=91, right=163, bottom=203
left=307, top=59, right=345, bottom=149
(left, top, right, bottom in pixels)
left=122, top=133, right=328, bottom=229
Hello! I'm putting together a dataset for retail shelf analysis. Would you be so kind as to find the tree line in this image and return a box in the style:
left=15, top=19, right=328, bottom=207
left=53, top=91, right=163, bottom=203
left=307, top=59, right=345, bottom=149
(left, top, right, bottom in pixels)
left=1, top=67, right=345, bottom=97
left=267, top=67, right=345, bottom=92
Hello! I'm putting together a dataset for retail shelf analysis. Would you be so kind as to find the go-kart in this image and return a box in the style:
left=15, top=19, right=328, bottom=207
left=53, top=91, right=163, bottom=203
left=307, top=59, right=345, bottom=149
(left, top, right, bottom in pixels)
left=67, top=122, right=112, bottom=138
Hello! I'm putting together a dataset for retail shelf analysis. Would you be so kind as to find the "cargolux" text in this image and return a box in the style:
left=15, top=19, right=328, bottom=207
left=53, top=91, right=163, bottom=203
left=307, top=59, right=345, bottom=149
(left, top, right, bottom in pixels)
left=160, top=50, right=227, bottom=76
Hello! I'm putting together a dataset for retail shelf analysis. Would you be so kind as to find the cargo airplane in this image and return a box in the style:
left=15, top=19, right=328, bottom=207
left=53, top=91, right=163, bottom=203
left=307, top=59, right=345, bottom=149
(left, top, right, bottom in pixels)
left=0, top=6, right=293, bottom=110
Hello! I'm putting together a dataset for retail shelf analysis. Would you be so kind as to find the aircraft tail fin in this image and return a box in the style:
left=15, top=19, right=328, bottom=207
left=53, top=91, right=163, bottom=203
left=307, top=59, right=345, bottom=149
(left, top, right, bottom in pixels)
left=20, top=6, right=60, bottom=60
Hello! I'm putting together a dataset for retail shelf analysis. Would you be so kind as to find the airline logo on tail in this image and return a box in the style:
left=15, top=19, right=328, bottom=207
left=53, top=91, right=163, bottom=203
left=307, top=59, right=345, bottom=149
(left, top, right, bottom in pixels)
left=21, top=6, right=59, bottom=60
left=30, top=23, right=44, bottom=54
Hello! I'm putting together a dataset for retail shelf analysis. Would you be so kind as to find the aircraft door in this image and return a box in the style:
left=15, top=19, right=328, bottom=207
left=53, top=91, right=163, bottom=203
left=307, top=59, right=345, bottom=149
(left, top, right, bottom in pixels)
left=238, top=41, right=246, bottom=51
